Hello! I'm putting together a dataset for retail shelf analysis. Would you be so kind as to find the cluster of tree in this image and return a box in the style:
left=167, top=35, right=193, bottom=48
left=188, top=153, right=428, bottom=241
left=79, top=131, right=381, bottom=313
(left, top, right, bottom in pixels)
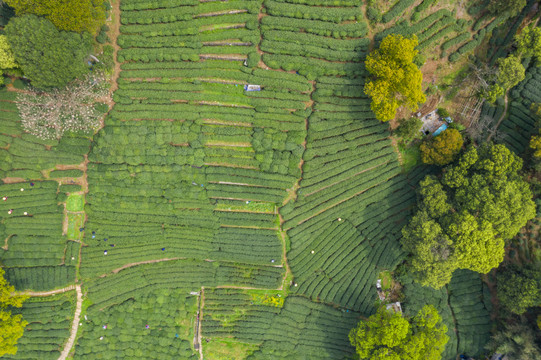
left=497, top=264, right=541, bottom=315
left=349, top=305, right=449, bottom=359
left=4, top=0, right=106, bottom=34
left=401, top=144, right=536, bottom=288
left=0, top=267, right=28, bottom=357
left=0, top=0, right=107, bottom=89
left=530, top=103, right=541, bottom=162
left=484, top=26, right=541, bottom=103
left=485, top=320, right=541, bottom=359
left=364, top=34, right=426, bottom=122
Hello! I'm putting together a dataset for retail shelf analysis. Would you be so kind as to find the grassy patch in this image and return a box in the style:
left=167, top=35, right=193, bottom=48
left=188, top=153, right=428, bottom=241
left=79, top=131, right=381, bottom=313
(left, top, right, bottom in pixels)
left=203, top=338, right=259, bottom=360
left=379, top=270, right=393, bottom=291
left=398, top=142, right=422, bottom=173
left=66, top=194, right=84, bottom=212
left=67, top=213, right=85, bottom=240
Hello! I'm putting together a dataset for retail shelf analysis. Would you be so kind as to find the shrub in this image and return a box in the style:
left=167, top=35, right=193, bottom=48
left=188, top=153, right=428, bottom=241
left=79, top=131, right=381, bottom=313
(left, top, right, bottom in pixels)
left=437, top=108, right=450, bottom=117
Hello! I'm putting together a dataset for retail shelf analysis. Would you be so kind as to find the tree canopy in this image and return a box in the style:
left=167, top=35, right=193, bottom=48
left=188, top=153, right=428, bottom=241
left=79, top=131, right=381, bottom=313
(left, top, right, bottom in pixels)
left=402, top=144, right=536, bottom=288
left=5, top=14, right=92, bottom=89
left=516, top=26, right=541, bottom=65
left=485, top=321, right=541, bottom=359
left=531, top=132, right=541, bottom=158
left=0, top=267, right=28, bottom=357
left=0, top=35, right=17, bottom=70
left=420, top=128, right=463, bottom=166
left=497, top=265, right=541, bottom=315
left=349, top=305, right=449, bottom=360
left=364, top=34, right=426, bottom=122
left=394, top=117, right=423, bottom=144
left=4, top=0, right=106, bottom=34
left=496, top=55, right=526, bottom=90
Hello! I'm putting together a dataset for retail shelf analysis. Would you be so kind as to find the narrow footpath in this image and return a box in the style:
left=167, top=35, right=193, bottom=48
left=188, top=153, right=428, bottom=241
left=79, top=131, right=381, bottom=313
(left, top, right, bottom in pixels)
left=59, top=284, right=83, bottom=360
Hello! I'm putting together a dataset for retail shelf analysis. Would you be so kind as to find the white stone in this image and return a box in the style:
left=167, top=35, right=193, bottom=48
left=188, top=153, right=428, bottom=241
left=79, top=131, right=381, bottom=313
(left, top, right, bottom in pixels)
left=311, top=250, right=315, bottom=254
left=20, top=188, right=24, bottom=192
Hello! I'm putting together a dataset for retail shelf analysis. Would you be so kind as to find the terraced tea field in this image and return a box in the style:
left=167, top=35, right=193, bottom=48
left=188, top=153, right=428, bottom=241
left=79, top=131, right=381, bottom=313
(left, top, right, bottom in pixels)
left=0, top=0, right=514, bottom=358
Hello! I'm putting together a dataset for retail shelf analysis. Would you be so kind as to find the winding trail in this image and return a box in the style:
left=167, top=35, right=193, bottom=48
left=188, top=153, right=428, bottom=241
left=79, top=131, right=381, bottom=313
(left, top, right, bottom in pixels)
left=58, top=285, right=83, bottom=360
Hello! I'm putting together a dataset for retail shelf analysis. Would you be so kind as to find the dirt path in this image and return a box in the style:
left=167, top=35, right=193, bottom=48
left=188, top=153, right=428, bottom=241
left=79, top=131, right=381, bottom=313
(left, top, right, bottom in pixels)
left=109, top=0, right=122, bottom=96
left=58, top=284, right=83, bottom=360
left=277, top=218, right=292, bottom=291
left=197, top=287, right=204, bottom=360
left=20, top=285, right=76, bottom=297
left=104, top=257, right=184, bottom=276
left=487, top=91, right=508, bottom=142
left=390, top=137, right=403, bottom=165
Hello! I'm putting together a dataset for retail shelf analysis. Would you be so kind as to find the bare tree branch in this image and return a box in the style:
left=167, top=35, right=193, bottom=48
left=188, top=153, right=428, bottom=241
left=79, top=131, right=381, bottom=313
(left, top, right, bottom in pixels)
left=16, top=72, right=109, bottom=139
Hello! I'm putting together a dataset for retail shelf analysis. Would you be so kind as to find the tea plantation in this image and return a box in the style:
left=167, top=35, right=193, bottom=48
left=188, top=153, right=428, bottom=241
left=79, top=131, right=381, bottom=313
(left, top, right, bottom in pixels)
left=3, top=0, right=540, bottom=359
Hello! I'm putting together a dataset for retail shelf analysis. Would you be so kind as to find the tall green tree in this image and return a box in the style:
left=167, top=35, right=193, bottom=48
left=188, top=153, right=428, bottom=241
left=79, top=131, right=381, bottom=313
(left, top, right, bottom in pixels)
left=0, top=35, right=17, bottom=70
left=5, top=14, right=92, bottom=89
left=349, top=305, right=449, bottom=359
left=364, top=34, right=426, bottom=122
left=485, top=321, right=541, bottom=359
left=394, top=117, right=423, bottom=145
left=496, top=55, right=526, bottom=90
left=402, top=144, right=536, bottom=288
left=420, top=128, right=463, bottom=166
left=497, top=265, right=541, bottom=315
left=4, top=0, right=106, bottom=34
left=516, top=26, right=541, bottom=65
left=0, top=267, right=28, bottom=356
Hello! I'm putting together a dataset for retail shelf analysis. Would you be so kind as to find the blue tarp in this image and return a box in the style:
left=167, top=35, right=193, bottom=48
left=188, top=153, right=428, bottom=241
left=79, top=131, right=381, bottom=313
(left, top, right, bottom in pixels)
left=433, top=123, right=448, bottom=136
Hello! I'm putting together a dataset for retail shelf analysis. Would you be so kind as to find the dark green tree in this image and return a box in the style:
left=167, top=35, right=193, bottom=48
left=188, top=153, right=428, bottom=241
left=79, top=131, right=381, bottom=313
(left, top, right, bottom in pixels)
left=497, top=265, right=541, bottom=315
left=402, top=144, right=536, bottom=288
left=394, top=117, right=423, bottom=144
left=5, top=14, right=92, bottom=89
left=485, top=321, right=541, bottom=359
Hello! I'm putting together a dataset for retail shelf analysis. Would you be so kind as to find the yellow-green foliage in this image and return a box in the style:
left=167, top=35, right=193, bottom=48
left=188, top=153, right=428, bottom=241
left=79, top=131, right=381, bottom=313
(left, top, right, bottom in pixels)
left=5, top=0, right=106, bottom=35
left=364, top=34, right=426, bottom=122
left=0, top=267, right=29, bottom=357
left=531, top=133, right=541, bottom=158
left=0, top=35, right=17, bottom=69
left=251, top=293, right=284, bottom=307
left=420, top=129, right=463, bottom=166
left=349, top=305, right=449, bottom=360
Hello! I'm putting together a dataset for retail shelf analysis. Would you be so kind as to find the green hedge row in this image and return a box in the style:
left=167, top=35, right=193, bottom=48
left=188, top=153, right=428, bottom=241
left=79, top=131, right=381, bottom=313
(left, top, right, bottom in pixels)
left=382, top=0, right=416, bottom=23
left=121, top=0, right=198, bottom=11
left=261, top=15, right=368, bottom=38
left=264, top=0, right=363, bottom=23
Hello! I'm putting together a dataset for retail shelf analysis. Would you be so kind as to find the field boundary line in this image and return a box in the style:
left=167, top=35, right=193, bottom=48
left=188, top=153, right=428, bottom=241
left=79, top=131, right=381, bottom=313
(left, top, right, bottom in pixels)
left=19, top=285, right=76, bottom=297
left=58, top=284, right=82, bottom=360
